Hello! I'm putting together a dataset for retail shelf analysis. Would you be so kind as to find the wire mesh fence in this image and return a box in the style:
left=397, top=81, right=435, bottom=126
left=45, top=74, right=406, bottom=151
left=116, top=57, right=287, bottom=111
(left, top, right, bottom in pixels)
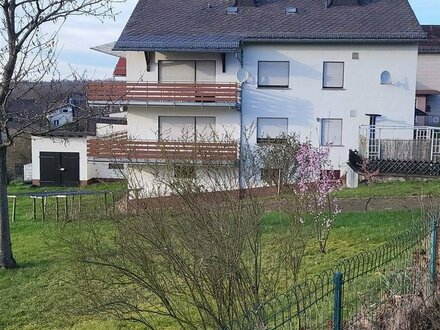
left=233, top=217, right=438, bottom=330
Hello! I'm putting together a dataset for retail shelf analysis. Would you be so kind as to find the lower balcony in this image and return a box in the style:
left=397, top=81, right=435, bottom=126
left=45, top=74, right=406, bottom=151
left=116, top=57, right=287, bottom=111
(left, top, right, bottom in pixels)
left=86, top=81, right=239, bottom=107
left=87, top=138, right=238, bottom=163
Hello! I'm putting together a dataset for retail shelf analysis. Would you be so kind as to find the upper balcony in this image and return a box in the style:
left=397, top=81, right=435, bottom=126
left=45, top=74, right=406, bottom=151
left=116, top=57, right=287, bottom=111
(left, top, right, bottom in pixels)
left=86, top=81, right=240, bottom=108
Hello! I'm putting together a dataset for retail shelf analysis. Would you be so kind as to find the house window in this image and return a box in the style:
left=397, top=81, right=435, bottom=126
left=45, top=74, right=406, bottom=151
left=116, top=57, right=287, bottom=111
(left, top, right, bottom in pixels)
left=159, top=60, right=216, bottom=82
left=257, top=118, right=288, bottom=143
left=258, top=61, right=289, bottom=88
left=323, top=62, right=344, bottom=88
left=53, top=120, right=60, bottom=127
left=321, top=118, right=343, bottom=146
left=261, top=168, right=282, bottom=185
left=108, top=163, right=124, bottom=170
left=159, top=116, right=216, bottom=141
left=174, top=165, right=196, bottom=179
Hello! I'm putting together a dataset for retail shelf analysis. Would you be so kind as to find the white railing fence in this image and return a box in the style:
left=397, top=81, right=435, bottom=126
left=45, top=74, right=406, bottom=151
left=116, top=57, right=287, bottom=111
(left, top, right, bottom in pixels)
left=359, top=126, right=440, bottom=162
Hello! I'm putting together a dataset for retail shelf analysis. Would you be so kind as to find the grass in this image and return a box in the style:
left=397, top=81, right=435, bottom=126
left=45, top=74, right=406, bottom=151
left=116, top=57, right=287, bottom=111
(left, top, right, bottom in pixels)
left=0, top=181, right=426, bottom=328
left=335, top=179, right=440, bottom=198
left=0, top=197, right=421, bottom=329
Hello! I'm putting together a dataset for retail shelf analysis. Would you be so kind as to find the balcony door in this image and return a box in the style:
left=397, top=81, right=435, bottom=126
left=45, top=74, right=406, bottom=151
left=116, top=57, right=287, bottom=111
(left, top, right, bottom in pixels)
left=159, top=116, right=216, bottom=141
left=159, top=60, right=216, bottom=82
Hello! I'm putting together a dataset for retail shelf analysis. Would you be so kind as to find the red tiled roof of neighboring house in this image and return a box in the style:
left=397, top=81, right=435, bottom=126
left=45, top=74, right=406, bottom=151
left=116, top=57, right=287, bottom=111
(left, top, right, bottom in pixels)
left=419, top=25, right=440, bottom=53
left=114, top=0, right=425, bottom=52
left=113, top=57, right=126, bottom=77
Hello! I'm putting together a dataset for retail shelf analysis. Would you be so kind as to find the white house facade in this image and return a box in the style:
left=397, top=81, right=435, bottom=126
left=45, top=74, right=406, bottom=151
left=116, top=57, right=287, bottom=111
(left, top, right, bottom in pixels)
left=85, top=0, right=425, bottom=194
left=416, top=25, right=440, bottom=126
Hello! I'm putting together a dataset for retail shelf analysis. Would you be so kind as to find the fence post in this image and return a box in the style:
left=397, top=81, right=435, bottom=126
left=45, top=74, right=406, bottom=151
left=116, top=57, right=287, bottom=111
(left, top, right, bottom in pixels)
left=333, top=272, right=343, bottom=330
left=430, top=218, right=438, bottom=295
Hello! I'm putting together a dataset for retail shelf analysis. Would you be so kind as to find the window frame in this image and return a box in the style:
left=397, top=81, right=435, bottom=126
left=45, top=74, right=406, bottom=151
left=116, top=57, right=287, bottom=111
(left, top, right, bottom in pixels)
left=256, top=117, right=289, bottom=144
left=174, top=164, right=196, bottom=179
left=261, top=168, right=283, bottom=185
left=257, top=61, right=290, bottom=88
left=320, top=118, right=343, bottom=146
left=322, top=61, right=345, bottom=89
left=108, top=163, right=124, bottom=170
left=158, top=116, right=216, bottom=142
left=158, top=60, right=216, bottom=82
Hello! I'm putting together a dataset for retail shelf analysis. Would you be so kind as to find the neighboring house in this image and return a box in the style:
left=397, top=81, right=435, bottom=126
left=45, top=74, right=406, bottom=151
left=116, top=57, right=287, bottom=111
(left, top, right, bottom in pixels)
left=48, top=106, right=74, bottom=128
left=31, top=112, right=127, bottom=186
left=416, top=25, right=440, bottom=126
left=91, top=42, right=127, bottom=80
left=85, top=0, right=424, bottom=194
left=47, top=92, right=88, bottom=128
left=6, top=81, right=86, bottom=181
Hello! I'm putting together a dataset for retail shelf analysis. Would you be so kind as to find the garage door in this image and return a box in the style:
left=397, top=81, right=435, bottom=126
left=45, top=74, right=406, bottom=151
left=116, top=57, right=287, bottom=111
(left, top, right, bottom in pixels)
left=39, top=152, right=80, bottom=186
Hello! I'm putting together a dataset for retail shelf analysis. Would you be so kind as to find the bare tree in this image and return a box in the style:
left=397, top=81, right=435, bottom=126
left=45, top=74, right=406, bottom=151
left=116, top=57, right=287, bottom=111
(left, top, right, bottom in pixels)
left=0, top=0, right=118, bottom=268
left=64, top=132, right=336, bottom=328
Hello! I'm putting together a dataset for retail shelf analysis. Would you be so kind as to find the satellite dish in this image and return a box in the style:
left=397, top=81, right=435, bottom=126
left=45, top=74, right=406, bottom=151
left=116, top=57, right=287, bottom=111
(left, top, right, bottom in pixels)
left=380, top=71, right=392, bottom=85
left=236, top=68, right=249, bottom=84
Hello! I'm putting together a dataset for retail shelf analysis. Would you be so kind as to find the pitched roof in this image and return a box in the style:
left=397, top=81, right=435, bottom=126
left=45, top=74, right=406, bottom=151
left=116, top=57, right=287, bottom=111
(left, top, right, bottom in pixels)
left=419, top=25, right=440, bottom=53
left=114, top=0, right=424, bottom=52
left=113, top=57, right=127, bottom=77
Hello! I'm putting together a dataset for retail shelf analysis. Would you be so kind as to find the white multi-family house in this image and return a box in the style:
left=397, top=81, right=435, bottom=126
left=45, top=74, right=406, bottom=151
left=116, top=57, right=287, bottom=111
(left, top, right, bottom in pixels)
left=86, top=0, right=425, bottom=194
left=47, top=106, right=74, bottom=128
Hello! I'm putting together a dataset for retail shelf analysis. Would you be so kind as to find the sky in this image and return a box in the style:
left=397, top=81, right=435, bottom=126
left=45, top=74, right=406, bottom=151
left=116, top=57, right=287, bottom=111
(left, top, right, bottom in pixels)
left=54, top=0, right=440, bottom=79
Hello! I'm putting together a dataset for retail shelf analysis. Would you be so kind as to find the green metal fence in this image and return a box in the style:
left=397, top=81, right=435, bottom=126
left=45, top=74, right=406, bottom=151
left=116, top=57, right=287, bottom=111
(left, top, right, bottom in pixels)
left=233, top=217, right=438, bottom=329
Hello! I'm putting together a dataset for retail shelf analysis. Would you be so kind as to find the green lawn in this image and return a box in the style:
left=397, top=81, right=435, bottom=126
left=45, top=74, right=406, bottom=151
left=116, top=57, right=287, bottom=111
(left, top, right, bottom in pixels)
left=0, top=203, right=421, bottom=329
left=335, top=179, right=440, bottom=198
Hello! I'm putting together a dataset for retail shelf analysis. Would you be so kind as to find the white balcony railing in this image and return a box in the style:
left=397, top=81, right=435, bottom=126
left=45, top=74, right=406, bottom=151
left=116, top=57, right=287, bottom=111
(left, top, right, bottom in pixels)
left=359, top=125, right=440, bottom=162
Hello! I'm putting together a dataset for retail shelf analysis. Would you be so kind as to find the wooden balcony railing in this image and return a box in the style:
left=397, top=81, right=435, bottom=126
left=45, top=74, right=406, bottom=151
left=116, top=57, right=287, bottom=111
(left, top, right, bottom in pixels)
left=86, top=81, right=239, bottom=105
left=87, top=138, right=238, bottom=162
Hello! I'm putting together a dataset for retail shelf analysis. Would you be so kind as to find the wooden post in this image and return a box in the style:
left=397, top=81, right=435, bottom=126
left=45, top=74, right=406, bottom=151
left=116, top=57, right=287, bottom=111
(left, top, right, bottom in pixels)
left=32, top=197, right=36, bottom=221
left=41, top=197, right=45, bottom=221
left=111, top=192, right=115, bottom=212
left=55, top=197, right=59, bottom=222
left=104, top=192, right=108, bottom=215
left=65, top=196, right=68, bottom=221
left=71, top=195, right=75, bottom=217
left=78, top=194, right=82, bottom=213
left=12, top=196, right=16, bottom=223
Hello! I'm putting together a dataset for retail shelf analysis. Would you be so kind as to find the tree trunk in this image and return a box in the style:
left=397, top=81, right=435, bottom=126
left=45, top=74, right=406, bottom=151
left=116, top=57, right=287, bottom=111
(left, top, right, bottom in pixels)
left=0, top=138, right=16, bottom=268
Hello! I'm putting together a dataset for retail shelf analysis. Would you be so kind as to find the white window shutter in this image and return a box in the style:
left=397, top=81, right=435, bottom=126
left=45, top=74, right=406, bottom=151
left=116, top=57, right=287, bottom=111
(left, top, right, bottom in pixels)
left=257, top=118, right=288, bottom=139
left=195, top=117, right=216, bottom=141
left=321, top=119, right=342, bottom=145
left=258, top=62, right=289, bottom=87
left=196, top=61, right=216, bottom=82
left=159, top=116, right=195, bottom=141
left=159, top=61, right=195, bottom=82
left=323, top=62, right=344, bottom=88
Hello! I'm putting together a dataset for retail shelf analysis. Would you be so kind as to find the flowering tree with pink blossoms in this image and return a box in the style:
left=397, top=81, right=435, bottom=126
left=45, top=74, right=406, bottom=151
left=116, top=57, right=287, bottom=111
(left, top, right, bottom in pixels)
left=296, top=141, right=340, bottom=253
